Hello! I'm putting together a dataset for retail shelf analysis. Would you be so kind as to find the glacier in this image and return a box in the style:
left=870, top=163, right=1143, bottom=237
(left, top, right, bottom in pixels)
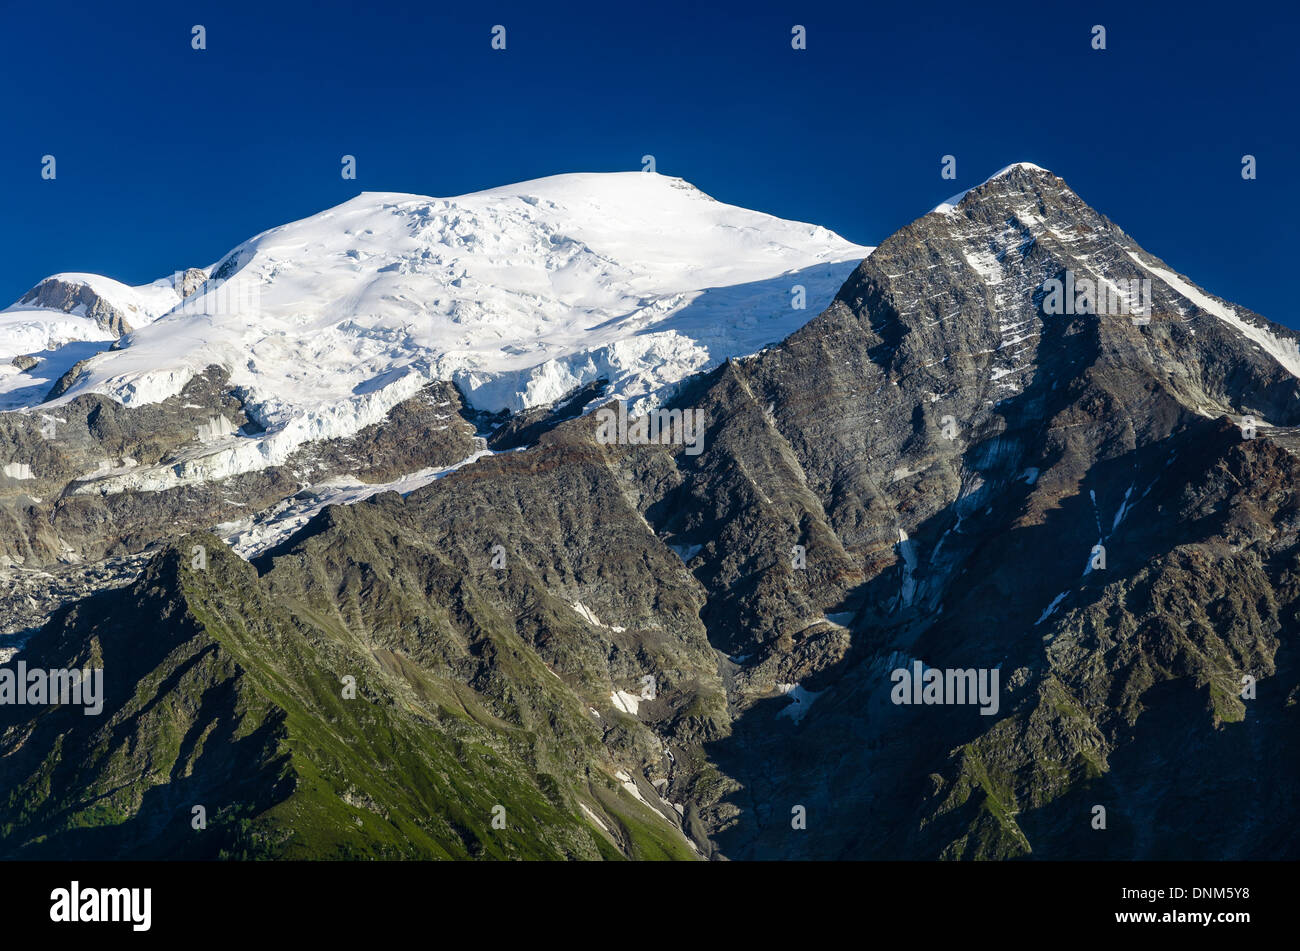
left=2, top=171, right=870, bottom=488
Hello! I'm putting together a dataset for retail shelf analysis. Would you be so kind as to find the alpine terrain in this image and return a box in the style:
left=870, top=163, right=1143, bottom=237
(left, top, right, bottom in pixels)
left=1, top=164, right=1295, bottom=860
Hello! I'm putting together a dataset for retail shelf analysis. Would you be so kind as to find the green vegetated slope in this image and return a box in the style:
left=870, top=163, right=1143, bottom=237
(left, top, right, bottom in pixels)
left=0, top=527, right=702, bottom=860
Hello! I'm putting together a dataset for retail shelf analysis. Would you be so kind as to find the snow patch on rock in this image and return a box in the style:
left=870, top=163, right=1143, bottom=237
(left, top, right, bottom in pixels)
left=610, top=690, right=642, bottom=716
left=776, top=682, right=823, bottom=723
left=219, top=448, right=495, bottom=558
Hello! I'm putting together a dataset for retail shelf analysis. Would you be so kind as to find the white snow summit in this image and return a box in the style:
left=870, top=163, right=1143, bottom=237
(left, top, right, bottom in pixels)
left=0, top=172, right=871, bottom=481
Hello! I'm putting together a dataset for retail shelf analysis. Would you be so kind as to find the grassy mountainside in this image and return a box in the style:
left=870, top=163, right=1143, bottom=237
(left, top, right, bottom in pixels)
left=1, top=532, right=702, bottom=860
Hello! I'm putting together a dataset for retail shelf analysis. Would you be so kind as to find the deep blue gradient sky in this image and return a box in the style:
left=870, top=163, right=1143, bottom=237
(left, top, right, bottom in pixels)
left=1, top=0, right=1295, bottom=323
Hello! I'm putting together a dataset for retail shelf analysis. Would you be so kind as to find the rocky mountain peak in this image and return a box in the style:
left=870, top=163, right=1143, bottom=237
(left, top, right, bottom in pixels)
left=18, top=275, right=139, bottom=337
left=828, top=162, right=1299, bottom=434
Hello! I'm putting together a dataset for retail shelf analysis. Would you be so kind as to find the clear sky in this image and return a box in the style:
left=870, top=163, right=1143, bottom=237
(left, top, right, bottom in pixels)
left=1, top=0, right=1295, bottom=323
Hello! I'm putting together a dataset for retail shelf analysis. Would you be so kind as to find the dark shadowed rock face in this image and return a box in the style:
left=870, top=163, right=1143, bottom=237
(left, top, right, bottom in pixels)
left=2, top=166, right=1297, bottom=859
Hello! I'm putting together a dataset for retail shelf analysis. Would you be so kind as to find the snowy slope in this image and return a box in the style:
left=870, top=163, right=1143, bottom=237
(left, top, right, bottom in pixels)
left=0, top=273, right=192, bottom=410
left=3, top=172, right=869, bottom=490
left=49, top=173, right=868, bottom=415
left=1124, top=249, right=1300, bottom=381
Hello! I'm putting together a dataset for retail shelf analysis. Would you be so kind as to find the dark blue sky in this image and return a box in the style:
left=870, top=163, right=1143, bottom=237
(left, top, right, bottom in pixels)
left=1, top=0, right=1295, bottom=323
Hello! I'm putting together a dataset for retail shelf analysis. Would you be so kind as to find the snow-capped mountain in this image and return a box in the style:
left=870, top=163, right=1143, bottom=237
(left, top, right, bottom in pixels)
left=0, top=271, right=202, bottom=411
left=1, top=172, right=868, bottom=463
left=928, top=163, right=1300, bottom=392
left=6, top=162, right=1299, bottom=863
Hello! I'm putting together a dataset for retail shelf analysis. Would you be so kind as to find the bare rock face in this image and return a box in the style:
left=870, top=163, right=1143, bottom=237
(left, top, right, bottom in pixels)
left=172, top=267, right=209, bottom=300
left=10, top=355, right=38, bottom=372
left=18, top=277, right=137, bottom=337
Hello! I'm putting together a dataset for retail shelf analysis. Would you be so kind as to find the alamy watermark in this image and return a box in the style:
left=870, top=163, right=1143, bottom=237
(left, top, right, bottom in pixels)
left=172, top=271, right=260, bottom=317
left=595, top=401, right=705, bottom=455
left=50, top=881, right=150, bottom=931
left=1042, top=270, right=1151, bottom=325
left=0, top=662, right=104, bottom=715
left=890, top=660, right=999, bottom=716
